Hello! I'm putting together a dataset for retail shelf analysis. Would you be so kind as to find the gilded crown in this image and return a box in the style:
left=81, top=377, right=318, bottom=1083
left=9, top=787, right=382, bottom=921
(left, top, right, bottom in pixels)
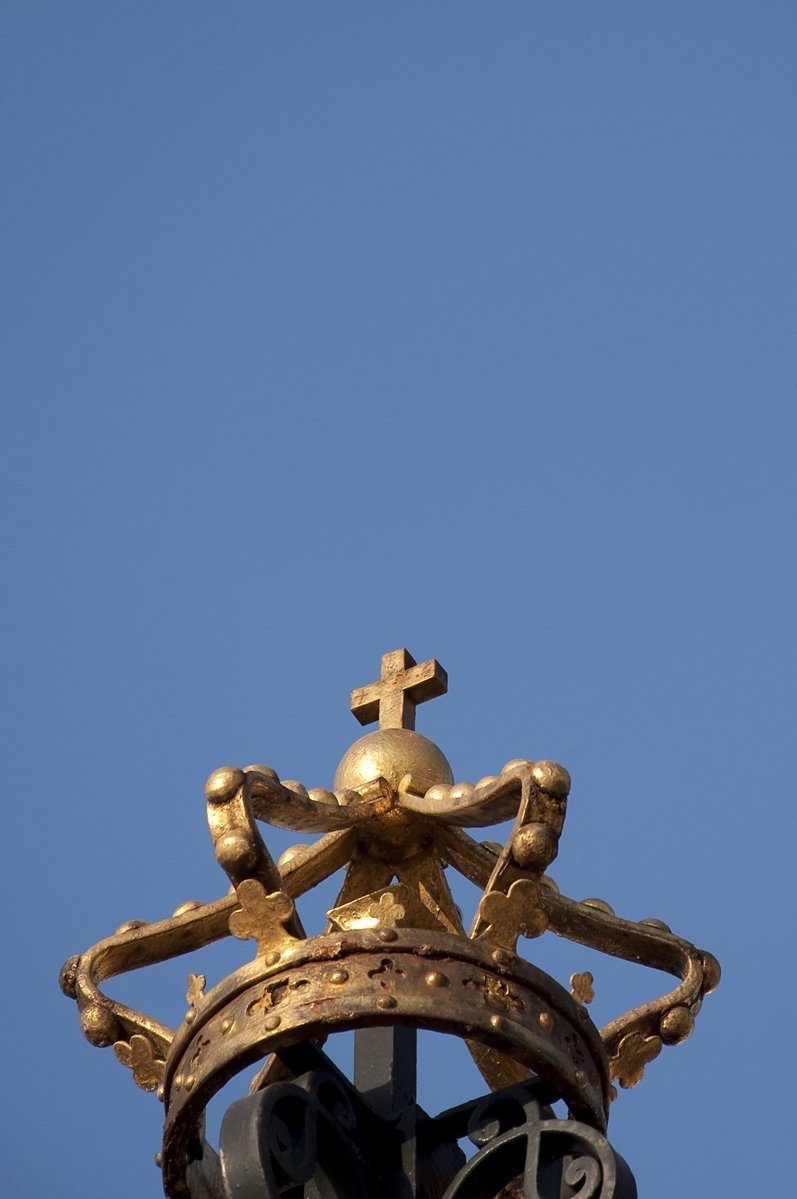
left=61, top=649, right=719, bottom=1198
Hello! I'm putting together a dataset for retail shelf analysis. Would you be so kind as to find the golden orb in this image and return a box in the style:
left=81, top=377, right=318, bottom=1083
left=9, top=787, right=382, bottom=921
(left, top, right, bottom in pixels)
left=333, top=728, right=453, bottom=793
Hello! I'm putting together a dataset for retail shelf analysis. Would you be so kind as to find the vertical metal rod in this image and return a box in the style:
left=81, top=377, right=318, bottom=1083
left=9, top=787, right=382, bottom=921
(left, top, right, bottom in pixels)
left=354, top=1025, right=418, bottom=1197
left=354, top=1025, right=417, bottom=1115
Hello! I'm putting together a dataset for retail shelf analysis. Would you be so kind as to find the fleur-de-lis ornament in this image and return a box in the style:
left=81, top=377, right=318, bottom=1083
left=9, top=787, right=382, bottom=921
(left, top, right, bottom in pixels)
left=474, top=878, right=548, bottom=952
left=114, top=1033, right=165, bottom=1092
left=570, top=971, right=596, bottom=1005
left=228, top=879, right=299, bottom=959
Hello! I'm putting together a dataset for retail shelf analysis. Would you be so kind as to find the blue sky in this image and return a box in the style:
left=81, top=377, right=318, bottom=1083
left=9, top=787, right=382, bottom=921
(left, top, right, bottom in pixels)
left=2, top=5, right=795, bottom=1196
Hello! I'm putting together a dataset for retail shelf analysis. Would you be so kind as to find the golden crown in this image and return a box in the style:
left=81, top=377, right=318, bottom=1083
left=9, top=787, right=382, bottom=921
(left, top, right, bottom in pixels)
left=60, top=649, right=719, bottom=1198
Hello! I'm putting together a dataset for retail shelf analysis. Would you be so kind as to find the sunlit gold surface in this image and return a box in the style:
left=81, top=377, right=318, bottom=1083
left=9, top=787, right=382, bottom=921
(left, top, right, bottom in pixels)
left=333, top=727, right=454, bottom=792
left=350, top=647, right=447, bottom=731
left=61, top=645, right=721, bottom=1196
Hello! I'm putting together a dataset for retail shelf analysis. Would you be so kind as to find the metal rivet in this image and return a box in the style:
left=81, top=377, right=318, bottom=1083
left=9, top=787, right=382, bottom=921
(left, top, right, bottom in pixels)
left=266, top=951, right=281, bottom=966
left=221, top=1017, right=234, bottom=1034
left=174, top=1075, right=183, bottom=1090
left=157, top=1085, right=165, bottom=1102
left=538, top=1011, right=554, bottom=1032
left=491, top=948, right=512, bottom=968
left=184, top=1075, right=195, bottom=1092
left=377, top=928, right=398, bottom=943
left=185, top=1009, right=196, bottom=1025
left=489, top=1014, right=503, bottom=1030
left=328, top=969, right=349, bottom=984
left=155, top=1152, right=163, bottom=1168
left=264, top=1014, right=281, bottom=1031
left=425, top=971, right=448, bottom=987
left=377, top=995, right=397, bottom=1010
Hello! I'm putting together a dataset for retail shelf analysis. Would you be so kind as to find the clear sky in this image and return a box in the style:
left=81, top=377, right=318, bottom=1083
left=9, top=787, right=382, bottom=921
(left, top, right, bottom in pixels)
left=2, top=5, right=795, bottom=1197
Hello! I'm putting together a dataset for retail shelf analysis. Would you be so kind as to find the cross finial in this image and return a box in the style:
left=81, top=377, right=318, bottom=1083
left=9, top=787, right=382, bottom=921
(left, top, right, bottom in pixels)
left=350, top=649, right=448, bottom=731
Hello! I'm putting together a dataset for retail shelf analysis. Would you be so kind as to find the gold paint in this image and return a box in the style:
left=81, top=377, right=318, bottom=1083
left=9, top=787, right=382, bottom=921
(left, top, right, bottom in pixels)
left=611, top=1031, right=663, bottom=1089
left=569, top=971, right=595, bottom=1005
left=278, top=845, right=306, bottom=870
left=349, top=648, right=447, bottom=731
left=700, top=951, right=721, bottom=993
left=334, top=728, right=453, bottom=793
left=512, top=822, right=558, bottom=871
left=640, top=917, right=671, bottom=932
left=80, top=1003, right=120, bottom=1047
left=205, top=766, right=245, bottom=804
left=327, top=886, right=407, bottom=931
left=186, top=973, right=206, bottom=1008
left=114, top=1034, right=165, bottom=1092
left=58, top=956, right=80, bottom=999
left=61, top=646, right=720, bottom=1140
left=530, top=761, right=571, bottom=798
left=229, top=881, right=301, bottom=959
left=659, top=1006, right=695, bottom=1044
left=476, top=879, right=548, bottom=952
left=425, top=971, right=448, bottom=987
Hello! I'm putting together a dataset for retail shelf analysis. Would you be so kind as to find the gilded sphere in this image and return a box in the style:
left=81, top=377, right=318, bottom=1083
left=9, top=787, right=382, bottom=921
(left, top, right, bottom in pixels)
left=215, top=831, right=259, bottom=875
left=512, top=822, right=558, bottom=870
left=205, top=766, right=245, bottom=803
left=659, top=1005, right=695, bottom=1044
left=531, top=760, right=571, bottom=798
left=80, top=1003, right=121, bottom=1047
left=334, top=729, right=453, bottom=793
left=59, top=955, right=80, bottom=999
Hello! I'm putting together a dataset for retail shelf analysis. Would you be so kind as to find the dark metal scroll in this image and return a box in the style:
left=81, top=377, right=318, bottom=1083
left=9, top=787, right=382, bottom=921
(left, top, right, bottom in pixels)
left=438, top=1084, right=637, bottom=1199
left=216, top=1030, right=635, bottom=1199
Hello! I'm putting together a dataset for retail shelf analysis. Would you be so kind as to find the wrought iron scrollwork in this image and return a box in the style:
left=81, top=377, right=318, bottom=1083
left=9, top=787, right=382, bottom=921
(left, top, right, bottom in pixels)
left=218, top=1068, right=373, bottom=1199
left=216, top=1054, right=635, bottom=1199
left=440, top=1082, right=636, bottom=1199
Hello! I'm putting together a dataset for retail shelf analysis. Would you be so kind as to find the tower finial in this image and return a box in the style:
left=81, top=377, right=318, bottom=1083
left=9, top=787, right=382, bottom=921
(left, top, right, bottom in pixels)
left=349, top=648, right=448, bottom=730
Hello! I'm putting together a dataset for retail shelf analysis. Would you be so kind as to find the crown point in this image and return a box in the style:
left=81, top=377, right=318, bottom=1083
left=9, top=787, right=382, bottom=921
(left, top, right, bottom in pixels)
left=205, top=766, right=244, bottom=803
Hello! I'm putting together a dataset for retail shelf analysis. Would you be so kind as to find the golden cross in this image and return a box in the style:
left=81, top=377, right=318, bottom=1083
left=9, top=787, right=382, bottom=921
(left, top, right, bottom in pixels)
left=350, top=649, right=448, bottom=731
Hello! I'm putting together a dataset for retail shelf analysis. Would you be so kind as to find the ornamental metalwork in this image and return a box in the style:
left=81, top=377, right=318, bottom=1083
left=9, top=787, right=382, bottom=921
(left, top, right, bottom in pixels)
left=61, top=648, right=720, bottom=1198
